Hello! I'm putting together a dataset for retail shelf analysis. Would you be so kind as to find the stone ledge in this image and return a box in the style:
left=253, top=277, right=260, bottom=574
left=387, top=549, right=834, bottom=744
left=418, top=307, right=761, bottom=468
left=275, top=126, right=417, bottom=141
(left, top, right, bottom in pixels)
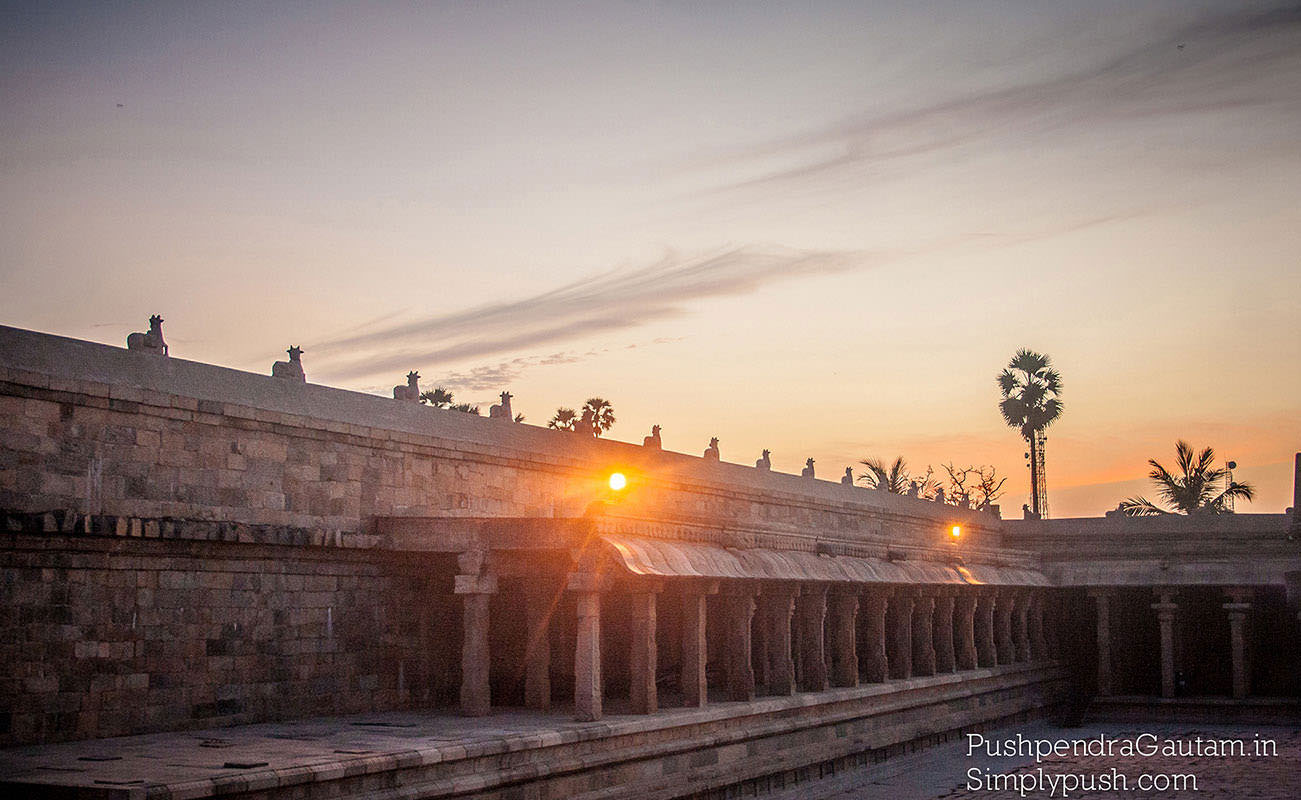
left=0, top=663, right=1068, bottom=800
left=1, top=509, right=362, bottom=549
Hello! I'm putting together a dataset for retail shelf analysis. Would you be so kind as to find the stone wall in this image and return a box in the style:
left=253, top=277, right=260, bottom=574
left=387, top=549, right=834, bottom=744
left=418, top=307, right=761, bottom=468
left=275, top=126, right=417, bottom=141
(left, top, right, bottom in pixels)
left=1004, top=514, right=1298, bottom=587
left=0, top=324, right=1030, bottom=747
left=0, top=532, right=455, bottom=747
left=0, top=324, right=1008, bottom=559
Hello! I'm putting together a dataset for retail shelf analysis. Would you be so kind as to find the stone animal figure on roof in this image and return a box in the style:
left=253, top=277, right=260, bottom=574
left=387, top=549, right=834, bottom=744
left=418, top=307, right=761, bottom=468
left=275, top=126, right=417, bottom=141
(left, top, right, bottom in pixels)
left=756, top=449, right=771, bottom=471
left=802, top=458, right=815, bottom=478
left=643, top=425, right=661, bottom=449
left=488, top=392, right=513, bottom=421
left=126, top=315, right=168, bottom=356
left=842, top=467, right=853, bottom=485
left=393, top=371, right=420, bottom=401
left=272, top=346, right=305, bottom=382
left=704, top=437, right=720, bottom=462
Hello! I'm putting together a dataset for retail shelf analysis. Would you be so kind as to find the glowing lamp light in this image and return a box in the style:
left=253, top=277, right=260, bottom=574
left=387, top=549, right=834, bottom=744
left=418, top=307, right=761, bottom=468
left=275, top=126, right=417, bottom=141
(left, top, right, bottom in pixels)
left=608, top=472, right=628, bottom=491
left=950, top=525, right=962, bottom=540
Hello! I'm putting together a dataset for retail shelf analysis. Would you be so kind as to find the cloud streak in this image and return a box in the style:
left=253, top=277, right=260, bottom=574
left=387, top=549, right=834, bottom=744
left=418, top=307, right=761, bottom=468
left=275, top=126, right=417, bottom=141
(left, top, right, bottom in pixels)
left=699, top=4, right=1301, bottom=194
left=313, top=246, right=870, bottom=380
left=311, top=204, right=1160, bottom=385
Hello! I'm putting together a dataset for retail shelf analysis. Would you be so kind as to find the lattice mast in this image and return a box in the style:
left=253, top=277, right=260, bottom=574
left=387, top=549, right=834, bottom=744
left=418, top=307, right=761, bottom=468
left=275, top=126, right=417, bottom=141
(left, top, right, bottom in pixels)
left=1033, top=428, right=1048, bottom=518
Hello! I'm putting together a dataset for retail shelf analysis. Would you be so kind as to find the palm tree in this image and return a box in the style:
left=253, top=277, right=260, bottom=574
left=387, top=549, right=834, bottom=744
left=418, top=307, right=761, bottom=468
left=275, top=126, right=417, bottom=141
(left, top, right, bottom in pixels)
left=997, top=349, right=1063, bottom=517
left=548, top=407, right=578, bottom=431
left=449, top=403, right=480, bottom=415
left=420, top=387, right=455, bottom=408
left=1120, top=440, right=1255, bottom=516
left=858, top=456, right=910, bottom=493
left=582, top=397, right=616, bottom=437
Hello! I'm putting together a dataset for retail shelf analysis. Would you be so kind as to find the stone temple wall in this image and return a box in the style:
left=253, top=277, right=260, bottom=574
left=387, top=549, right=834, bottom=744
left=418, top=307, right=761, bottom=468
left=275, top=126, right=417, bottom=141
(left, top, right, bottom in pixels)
left=0, top=324, right=1020, bottom=747
left=0, top=324, right=1005, bottom=557
left=0, top=533, right=456, bottom=747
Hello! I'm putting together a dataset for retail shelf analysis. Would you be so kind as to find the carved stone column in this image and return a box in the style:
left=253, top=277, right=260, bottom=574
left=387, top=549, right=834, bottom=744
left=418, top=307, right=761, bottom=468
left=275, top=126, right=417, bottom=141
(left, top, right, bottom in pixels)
left=994, top=590, right=1016, bottom=665
left=1090, top=589, right=1112, bottom=696
left=523, top=583, right=552, bottom=711
left=911, top=591, right=936, bottom=676
left=723, top=587, right=757, bottom=701
left=975, top=590, right=997, bottom=668
left=1012, top=590, right=1032, bottom=662
left=570, top=572, right=603, bottom=721
left=455, top=550, right=497, bottom=717
left=797, top=585, right=829, bottom=692
left=828, top=590, right=859, bottom=688
left=888, top=589, right=914, bottom=679
left=1028, top=591, right=1048, bottom=661
left=1224, top=589, right=1252, bottom=700
left=954, top=591, right=979, bottom=670
left=1153, top=591, right=1178, bottom=698
left=796, top=585, right=827, bottom=692
left=859, top=588, right=890, bottom=682
left=628, top=583, right=661, bottom=714
left=1044, top=592, right=1062, bottom=659
left=932, top=590, right=956, bottom=673
left=760, top=585, right=796, bottom=696
left=680, top=581, right=717, bottom=708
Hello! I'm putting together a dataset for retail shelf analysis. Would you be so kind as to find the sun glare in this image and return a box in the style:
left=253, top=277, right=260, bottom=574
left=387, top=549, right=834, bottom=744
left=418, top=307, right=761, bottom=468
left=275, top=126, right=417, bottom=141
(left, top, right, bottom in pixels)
left=608, top=472, right=627, bottom=491
left=950, top=525, right=962, bottom=539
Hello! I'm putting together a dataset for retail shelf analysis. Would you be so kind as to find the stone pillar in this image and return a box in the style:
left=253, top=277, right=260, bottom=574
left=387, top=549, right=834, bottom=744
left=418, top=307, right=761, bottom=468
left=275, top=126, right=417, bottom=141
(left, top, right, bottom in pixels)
left=723, top=588, right=757, bottom=701
left=975, top=590, right=997, bottom=668
left=859, top=588, right=890, bottom=683
left=455, top=551, right=498, bottom=717
left=888, top=589, right=914, bottom=679
left=1153, top=592, right=1178, bottom=698
left=954, top=592, right=978, bottom=670
left=524, top=583, right=552, bottom=711
left=932, top=590, right=956, bottom=673
left=994, top=590, right=1016, bottom=665
left=570, top=572, right=603, bottom=721
left=796, top=585, right=829, bottom=692
left=1224, top=589, right=1252, bottom=700
left=679, top=583, right=715, bottom=708
left=1028, top=591, right=1048, bottom=661
left=911, top=591, right=936, bottom=676
left=1090, top=590, right=1112, bottom=696
left=761, top=585, right=796, bottom=695
left=1012, top=590, right=1032, bottom=663
left=828, top=590, right=859, bottom=688
left=1044, top=591, right=1062, bottom=659
left=628, top=585, right=660, bottom=714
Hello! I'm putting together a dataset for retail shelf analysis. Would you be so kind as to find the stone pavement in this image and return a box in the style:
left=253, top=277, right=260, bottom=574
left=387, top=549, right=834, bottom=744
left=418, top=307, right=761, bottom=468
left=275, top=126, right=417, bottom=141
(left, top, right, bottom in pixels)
left=776, top=720, right=1301, bottom=800
left=0, top=705, right=674, bottom=796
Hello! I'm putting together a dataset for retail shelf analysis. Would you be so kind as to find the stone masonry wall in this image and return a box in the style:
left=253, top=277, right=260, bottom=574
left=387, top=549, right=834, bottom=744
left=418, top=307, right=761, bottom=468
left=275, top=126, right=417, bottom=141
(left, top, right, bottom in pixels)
left=0, top=324, right=1010, bottom=559
left=0, top=533, right=454, bottom=747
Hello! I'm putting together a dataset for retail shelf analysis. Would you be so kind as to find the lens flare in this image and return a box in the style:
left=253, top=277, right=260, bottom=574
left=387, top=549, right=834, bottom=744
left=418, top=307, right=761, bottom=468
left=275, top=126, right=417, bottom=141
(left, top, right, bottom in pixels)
left=950, top=525, right=962, bottom=539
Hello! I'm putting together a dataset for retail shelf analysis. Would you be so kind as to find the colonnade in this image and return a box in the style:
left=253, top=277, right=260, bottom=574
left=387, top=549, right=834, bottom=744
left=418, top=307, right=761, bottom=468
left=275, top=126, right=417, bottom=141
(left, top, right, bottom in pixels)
left=454, top=559, right=1057, bottom=719
left=1090, top=587, right=1255, bottom=699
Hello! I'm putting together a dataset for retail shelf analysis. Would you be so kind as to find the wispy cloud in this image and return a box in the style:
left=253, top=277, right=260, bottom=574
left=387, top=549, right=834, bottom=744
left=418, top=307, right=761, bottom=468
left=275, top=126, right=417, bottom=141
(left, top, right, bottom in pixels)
left=312, top=246, right=870, bottom=380
left=311, top=203, right=1161, bottom=385
left=700, top=5, right=1301, bottom=194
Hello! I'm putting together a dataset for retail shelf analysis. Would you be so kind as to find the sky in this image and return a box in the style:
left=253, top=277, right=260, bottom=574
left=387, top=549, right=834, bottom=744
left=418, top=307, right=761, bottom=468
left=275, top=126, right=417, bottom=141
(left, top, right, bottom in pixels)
left=2, top=1, right=1299, bottom=518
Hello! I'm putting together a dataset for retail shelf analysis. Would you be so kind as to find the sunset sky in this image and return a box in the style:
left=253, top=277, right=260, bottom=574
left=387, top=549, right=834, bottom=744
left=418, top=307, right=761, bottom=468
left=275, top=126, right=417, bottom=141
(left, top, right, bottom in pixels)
left=2, top=1, right=1298, bottom=517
